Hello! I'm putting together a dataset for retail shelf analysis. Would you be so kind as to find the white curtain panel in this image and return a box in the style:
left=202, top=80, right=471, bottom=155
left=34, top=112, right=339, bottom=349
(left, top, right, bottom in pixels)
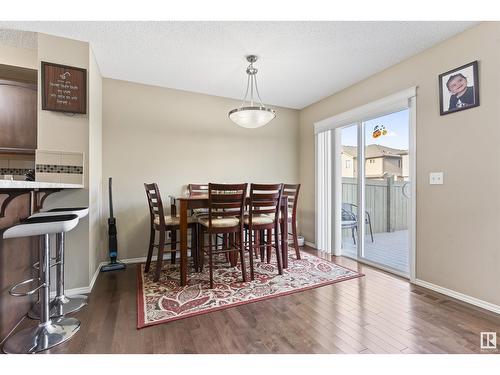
left=315, top=130, right=332, bottom=253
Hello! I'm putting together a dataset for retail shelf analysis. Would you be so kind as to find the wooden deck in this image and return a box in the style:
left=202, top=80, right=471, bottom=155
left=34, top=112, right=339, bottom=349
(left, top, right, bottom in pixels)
left=342, top=230, right=409, bottom=274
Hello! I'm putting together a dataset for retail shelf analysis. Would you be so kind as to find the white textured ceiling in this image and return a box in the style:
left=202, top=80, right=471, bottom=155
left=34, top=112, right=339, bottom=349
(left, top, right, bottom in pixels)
left=0, top=21, right=476, bottom=109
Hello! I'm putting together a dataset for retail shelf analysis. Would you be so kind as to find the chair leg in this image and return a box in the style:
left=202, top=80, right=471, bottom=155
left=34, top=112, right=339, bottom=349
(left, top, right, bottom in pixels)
left=266, top=229, right=272, bottom=264
left=239, top=229, right=248, bottom=282
left=247, top=230, right=255, bottom=281
left=154, top=229, right=165, bottom=282
left=291, top=220, right=301, bottom=260
left=259, top=232, right=265, bottom=262
left=199, top=227, right=205, bottom=272
left=259, top=230, right=265, bottom=258
left=228, top=234, right=238, bottom=267
left=266, top=229, right=272, bottom=263
left=274, top=226, right=283, bottom=275
left=208, top=233, right=214, bottom=288
left=192, top=225, right=199, bottom=272
left=254, top=230, right=259, bottom=259
left=352, top=227, right=356, bottom=245
left=145, top=228, right=155, bottom=273
left=170, top=229, right=177, bottom=264
left=223, top=234, right=229, bottom=262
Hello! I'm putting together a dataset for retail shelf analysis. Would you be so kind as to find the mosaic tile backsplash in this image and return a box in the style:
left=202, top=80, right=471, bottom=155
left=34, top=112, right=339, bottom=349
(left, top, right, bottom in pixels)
left=36, top=164, right=83, bottom=174
left=0, top=168, right=32, bottom=176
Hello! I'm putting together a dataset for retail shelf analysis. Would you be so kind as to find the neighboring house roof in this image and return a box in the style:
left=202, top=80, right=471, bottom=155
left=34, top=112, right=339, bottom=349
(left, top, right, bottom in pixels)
left=342, top=144, right=408, bottom=158
left=342, top=145, right=357, bottom=158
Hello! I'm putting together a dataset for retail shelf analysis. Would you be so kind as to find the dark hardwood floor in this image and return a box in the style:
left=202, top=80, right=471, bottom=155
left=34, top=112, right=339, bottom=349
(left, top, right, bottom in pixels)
left=11, top=247, right=500, bottom=354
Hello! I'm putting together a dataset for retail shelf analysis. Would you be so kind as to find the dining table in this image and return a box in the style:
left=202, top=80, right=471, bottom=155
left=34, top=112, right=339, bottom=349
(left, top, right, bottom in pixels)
left=176, top=194, right=289, bottom=286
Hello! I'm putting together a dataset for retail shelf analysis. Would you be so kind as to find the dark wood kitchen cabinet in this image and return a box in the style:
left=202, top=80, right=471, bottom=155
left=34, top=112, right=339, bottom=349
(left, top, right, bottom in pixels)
left=0, top=79, right=37, bottom=150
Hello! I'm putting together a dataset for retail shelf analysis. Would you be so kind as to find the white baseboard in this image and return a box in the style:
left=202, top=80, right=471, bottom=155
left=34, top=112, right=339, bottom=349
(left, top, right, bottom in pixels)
left=414, top=279, right=500, bottom=315
left=121, top=251, right=191, bottom=265
left=121, top=256, right=147, bottom=264
left=51, top=261, right=106, bottom=298
left=58, top=253, right=181, bottom=297
left=304, top=241, right=316, bottom=248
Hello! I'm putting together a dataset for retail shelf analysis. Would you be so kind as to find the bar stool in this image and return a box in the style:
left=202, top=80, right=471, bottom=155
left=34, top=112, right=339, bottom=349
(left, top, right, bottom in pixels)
left=27, top=207, right=89, bottom=319
left=2, top=214, right=81, bottom=354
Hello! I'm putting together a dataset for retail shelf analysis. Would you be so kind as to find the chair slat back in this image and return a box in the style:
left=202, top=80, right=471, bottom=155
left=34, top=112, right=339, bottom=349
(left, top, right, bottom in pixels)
left=283, top=184, right=301, bottom=216
left=188, top=184, right=208, bottom=196
left=208, top=183, right=247, bottom=226
left=144, top=183, right=165, bottom=226
left=248, top=183, right=283, bottom=224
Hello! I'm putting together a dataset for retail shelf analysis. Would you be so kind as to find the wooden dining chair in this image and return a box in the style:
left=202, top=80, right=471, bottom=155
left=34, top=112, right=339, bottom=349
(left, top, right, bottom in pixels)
left=198, top=183, right=248, bottom=288
left=187, top=183, right=209, bottom=217
left=189, top=182, right=233, bottom=263
left=282, top=184, right=301, bottom=260
left=244, top=183, right=283, bottom=280
left=188, top=183, right=208, bottom=196
left=144, top=183, right=198, bottom=282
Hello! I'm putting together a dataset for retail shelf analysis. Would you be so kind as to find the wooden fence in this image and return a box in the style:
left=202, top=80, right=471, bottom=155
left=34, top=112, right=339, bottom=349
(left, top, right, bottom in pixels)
left=342, top=177, right=409, bottom=234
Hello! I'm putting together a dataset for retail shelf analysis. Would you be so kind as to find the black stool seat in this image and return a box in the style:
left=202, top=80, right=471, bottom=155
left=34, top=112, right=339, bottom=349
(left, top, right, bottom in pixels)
left=47, top=207, right=88, bottom=212
left=22, top=214, right=78, bottom=224
left=30, top=207, right=89, bottom=220
left=4, top=214, right=79, bottom=239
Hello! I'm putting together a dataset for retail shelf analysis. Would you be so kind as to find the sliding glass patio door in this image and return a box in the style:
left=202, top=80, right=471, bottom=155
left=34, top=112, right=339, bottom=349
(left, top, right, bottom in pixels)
left=338, top=109, right=411, bottom=276
left=340, top=124, right=359, bottom=259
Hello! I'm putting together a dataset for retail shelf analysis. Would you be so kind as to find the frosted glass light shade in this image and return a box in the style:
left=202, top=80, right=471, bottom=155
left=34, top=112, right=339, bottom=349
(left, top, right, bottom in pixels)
left=228, top=106, right=276, bottom=129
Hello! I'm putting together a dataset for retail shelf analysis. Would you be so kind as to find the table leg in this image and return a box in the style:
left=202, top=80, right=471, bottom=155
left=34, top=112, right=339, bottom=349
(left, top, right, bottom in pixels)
left=281, top=198, right=288, bottom=269
left=179, top=200, right=188, bottom=286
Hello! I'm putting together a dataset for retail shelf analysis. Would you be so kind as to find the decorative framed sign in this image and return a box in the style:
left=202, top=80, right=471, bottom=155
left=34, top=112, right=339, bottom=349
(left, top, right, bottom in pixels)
left=438, top=60, right=479, bottom=116
left=41, top=61, right=87, bottom=114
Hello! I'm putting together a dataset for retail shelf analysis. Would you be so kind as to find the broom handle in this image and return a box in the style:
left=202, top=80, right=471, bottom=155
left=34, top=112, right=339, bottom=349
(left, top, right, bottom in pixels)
left=109, top=177, right=114, bottom=219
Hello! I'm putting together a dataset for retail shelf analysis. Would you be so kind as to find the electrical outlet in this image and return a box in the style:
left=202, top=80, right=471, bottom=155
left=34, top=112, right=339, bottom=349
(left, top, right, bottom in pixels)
left=429, top=172, right=444, bottom=185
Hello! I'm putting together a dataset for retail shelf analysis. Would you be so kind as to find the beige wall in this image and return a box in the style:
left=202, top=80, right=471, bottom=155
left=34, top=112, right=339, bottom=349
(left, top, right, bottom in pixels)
left=88, top=47, right=105, bottom=277
left=299, top=22, right=500, bottom=306
left=36, top=33, right=103, bottom=290
left=102, top=78, right=300, bottom=260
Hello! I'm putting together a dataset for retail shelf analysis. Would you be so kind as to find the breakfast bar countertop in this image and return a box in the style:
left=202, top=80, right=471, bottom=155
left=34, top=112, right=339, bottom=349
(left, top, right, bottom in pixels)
left=0, top=180, right=84, bottom=190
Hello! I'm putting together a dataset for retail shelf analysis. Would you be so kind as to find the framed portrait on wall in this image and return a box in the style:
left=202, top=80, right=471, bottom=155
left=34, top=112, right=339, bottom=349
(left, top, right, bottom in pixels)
left=438, top=60, right=479, bottom=116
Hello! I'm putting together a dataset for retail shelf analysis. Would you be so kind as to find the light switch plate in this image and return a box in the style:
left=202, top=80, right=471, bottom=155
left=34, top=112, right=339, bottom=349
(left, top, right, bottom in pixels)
left=429, top=172, right=444, bottom=185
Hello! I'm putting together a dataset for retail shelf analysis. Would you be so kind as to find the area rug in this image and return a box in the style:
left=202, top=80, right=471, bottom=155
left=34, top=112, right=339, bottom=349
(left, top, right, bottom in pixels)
left=136, top=250, right=363, bottom=328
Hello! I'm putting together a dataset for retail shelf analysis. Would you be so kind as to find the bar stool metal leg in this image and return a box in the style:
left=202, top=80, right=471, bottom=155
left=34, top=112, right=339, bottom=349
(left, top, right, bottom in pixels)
left=3, top=235, right=81, bottom=354
left=52, top=232, right=87, bottom=316
left=28, top=232, right=87, bottom=319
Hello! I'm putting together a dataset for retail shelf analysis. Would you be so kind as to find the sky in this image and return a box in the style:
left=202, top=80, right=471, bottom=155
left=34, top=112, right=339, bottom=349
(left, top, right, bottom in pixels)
left=341, top=108, right=409, bottom=150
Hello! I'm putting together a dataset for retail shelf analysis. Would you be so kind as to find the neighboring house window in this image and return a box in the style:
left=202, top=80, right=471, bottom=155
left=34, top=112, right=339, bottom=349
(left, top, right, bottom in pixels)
left=345, top=160, right=352, bottom=168
left=369, top=159, right=375, bottom=164
left=398, top=159, right=402, bottom=168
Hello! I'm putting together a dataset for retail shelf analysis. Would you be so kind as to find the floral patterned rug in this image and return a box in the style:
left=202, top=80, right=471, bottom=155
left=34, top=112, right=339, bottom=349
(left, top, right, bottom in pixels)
left=136, top=250, right=363, bottom=328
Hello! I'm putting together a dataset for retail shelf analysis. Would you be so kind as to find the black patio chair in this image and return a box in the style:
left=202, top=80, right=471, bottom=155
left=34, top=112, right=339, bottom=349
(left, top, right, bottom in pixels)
left=341, top=203, right=374, bottom=244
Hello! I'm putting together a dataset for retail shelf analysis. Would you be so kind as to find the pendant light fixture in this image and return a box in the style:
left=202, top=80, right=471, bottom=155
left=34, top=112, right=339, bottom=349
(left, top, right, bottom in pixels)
left=228, top=55, right=276, bottom=129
